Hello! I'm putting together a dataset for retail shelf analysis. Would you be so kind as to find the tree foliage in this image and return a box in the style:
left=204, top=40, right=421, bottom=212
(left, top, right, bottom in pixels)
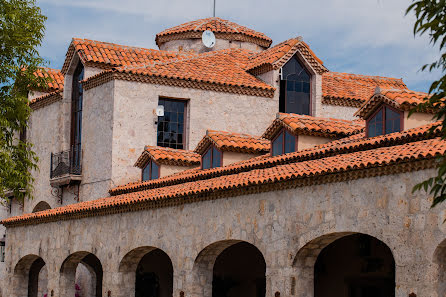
left=0, top=0, right=47, bottom=202
left=407, top=0, right=446, bottom=207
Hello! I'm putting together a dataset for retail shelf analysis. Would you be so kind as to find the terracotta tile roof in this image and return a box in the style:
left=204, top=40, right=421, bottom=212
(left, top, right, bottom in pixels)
left=262, top=113, right=364, bottom=139
left=61, top=38, right=193, bottom=74
left=135, top=146, right=201, bottom=168
left=194, top=130, right=270, bottom=155
left=355, top=88, right=432, bottom=119
left=155, top=17, right=272, bottom=48
left=83, top=48, right=276, bottom=98
left=110, top=121, right=440, bottom=196
left=33, top=68, right=64, bottom=91
left=3, top=135, right=442, bottom=227
left=29, top=91, right=63, bottom=110
left=322, top=72, right=408, bottom=107
left=246, top=38, right=327, bottom=75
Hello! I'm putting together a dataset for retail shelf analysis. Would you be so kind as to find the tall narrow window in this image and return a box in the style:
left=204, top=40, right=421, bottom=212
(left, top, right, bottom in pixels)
left=157, top=98, right=186, bottom=149
left=0, top=238, right=5, bottom=262
left=280, top=56, right=311, bottom=115
left=202, top=146, right=222, bottom=169
left=367, top=105, right=402, bottom=137
left=272, top=129, right=296, bottom=156
left=142, top=161, right=160, bottom=181
left=71, top=63, right=84, bottom=169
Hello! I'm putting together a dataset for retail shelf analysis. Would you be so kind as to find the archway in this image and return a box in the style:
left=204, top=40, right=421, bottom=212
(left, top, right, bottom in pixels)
left=433, top=238, right=446, bottom=296
left=293, top=232, right=395, bottom=297
left=193, top=240, right=266, bottom=297
left=12, top=254, right=48, bottom=297
left=32, top=201, right=51, bottom=213
left=119, top=246, right=173, bottom=297
left=60, top=252, right=103, bottom=297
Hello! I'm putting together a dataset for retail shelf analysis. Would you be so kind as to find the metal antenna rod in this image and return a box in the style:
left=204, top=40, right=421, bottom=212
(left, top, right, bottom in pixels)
left=213, top=0, right=216, bottom=17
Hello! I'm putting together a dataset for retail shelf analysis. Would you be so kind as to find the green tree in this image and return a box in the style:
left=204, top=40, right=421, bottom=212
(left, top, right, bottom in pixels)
left=0, top=0, right=47, bottom=202
left=408, top=0, right=446, bottom=207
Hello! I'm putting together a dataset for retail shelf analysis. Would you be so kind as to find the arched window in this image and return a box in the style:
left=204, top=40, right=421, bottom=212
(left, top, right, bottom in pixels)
left=202, top=145, right=222, bottom=169
left=280, top=56, right=311, bottom=115
left=366, top=105, right=403, bottom=138
left=272, top=129, right=296, bottom=156
left=142, top=161, right=160, bottom=181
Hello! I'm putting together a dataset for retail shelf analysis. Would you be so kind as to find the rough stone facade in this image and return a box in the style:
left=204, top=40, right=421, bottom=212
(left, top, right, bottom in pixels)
left=3, top=169, right=446, bottom=297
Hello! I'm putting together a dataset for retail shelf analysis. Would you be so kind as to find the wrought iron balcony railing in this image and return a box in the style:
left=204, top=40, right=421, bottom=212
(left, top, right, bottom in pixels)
left=50, top=145, right=82, bottom=179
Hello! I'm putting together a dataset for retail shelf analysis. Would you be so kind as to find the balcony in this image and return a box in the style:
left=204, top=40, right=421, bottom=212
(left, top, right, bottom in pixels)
left=50, top=145, right=82, bottom=187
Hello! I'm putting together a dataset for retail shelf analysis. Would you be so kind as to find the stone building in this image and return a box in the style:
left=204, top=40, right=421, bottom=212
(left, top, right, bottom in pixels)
left=0, top=17, right=444, bottom=297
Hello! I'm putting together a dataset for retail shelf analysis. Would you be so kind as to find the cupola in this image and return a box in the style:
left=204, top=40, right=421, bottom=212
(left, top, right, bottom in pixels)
left=155, top=17, right=272, bottom=53
left=262, top=113, right=364, bottom=156
left=135, top=146, right=200, bottom=181
left=194, top=130, right=270, bottom=169
left=355, top=88, right=436, bottom=137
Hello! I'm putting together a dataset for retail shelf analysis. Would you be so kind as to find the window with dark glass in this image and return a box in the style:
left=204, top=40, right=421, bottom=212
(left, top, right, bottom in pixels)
left=280, top=56, right=311, bottom=115
left=157, top=98, right=186, bottom=149
left=367, top=105, right=402, bottom=137
left=272, top=129, right=296, bottom=156
left=142, top=160, right=160, bottom=181
left=202, top=145, right=222, bottom=169
left=0, top=239, right=4, bottom=262
left=71, top=63, right=84, bottom=169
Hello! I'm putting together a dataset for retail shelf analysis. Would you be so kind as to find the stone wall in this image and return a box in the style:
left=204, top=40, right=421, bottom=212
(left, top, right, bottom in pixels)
left=159, top=38, right=265, bottom=54
left=3, top=169, right=446, bottom=297
left=111, top=80, right=278, bottom=187
left=25, top=100, right=64, bottom=213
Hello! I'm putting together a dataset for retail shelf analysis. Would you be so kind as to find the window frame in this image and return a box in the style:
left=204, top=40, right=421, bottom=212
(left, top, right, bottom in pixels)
left=365, top=104, right=404, bottom=138
left=201, top=145, right=223, bottom=169
left=270, top=128, right=298, bottom=156
left=279, top=55, right=313, bottom=116
left=141, top=160, right=161, bottom=181
left=156, top=97, right=189, bottom=150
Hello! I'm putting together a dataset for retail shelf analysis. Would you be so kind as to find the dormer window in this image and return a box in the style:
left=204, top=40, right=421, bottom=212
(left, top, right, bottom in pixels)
left=142, top=161, right=159, bottom=181
left=280, top=56, right=311, bottom=115
left=366, top=105, right=403, bottom=138
left=272, top=129, right=297, bottom=156
left=202, top=145, right=222, bottom=169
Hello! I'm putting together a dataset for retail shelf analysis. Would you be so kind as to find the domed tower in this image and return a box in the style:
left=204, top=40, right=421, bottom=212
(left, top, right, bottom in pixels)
left=155, top=17, right=272, bottom=53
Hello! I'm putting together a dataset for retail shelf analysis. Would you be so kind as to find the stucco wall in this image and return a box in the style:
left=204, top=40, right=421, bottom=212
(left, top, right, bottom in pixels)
left=111, top=80, right=277, bottom=186
left=297, top=135, right=333, bottom=151
left=159, top=38, right=265, bottom=54
left=318, top=103, right=359, bottom=121
left=160, top=164, right=197, bottom=178
left=404, top=111, right=435, bottom=130
left=222, top=151, right=262, bottom=167
left=3, top=169, right=446, bottom=297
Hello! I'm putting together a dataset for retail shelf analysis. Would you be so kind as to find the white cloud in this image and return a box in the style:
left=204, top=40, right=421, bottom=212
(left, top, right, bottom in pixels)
left=36, top=0, right=442, bottom=92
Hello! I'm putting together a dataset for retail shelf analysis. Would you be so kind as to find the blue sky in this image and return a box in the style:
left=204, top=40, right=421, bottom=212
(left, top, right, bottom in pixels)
left=37, top=0, right=441, bottom=92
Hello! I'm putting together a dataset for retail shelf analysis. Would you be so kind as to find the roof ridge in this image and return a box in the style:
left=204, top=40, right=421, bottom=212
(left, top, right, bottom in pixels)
left=326, top=71, right=406, bottom=83
left=278, top=113, right=363, bottom=125
left=207, top=129, right=265, bottom=139
left=71, top=38, right=159, bottom=53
